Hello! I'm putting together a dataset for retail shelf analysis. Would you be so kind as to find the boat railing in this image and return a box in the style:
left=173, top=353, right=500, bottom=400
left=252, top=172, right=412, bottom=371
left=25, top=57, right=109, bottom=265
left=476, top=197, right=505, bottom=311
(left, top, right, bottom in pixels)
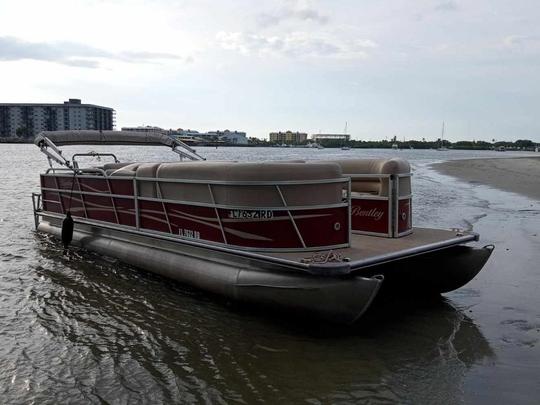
left=31, top=192, right=42, bottom=230
left=37, top=172, right=351, bottom=251
left=34, top=130, right=205, bottom=172
left=45, top=167, right=108, bottom=176
left=72, top=152, right=120, bottom=168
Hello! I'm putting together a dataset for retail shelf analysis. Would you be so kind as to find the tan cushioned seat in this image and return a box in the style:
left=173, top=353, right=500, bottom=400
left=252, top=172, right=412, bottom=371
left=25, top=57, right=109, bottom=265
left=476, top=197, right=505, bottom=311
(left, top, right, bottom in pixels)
left=137, top=163, right=162, bottom=198
left=322, top=158, right=411, bottom=196
left=109, top=163, right=142, bottom=177
left=331, top=158, right=410, bottom=175
left=156, top=161, right=343, bottom=206
left=103, top=162, right=133, bottom=171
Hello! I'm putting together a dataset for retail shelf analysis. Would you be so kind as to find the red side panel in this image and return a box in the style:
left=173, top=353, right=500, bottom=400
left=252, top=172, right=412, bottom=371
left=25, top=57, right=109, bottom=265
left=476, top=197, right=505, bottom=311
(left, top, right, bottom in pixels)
left=165, top=202, right=225, bottom=243
left=78, top=178, right=109, bottom=193
left=398, top=198, right=412, bottom=234
left=351, top=198, right=390, bottom=235
left=82, top=194, right=117, bottom=223
left=41, top=175, right=57, bottom=189
left=42, top=190, right=63, bottom=213
left=218, top=209, right=302, bottom=249
left=114, top=198, right=136, bottom=227
left=294, top=207, right=349, bottom=247
left=59, top=192, right=85, bottom=217
left=40, top=174, right=350, bottom=250
left=110, top=179, right=134, bottom=196
left=139, top=200, right=169, bottom=233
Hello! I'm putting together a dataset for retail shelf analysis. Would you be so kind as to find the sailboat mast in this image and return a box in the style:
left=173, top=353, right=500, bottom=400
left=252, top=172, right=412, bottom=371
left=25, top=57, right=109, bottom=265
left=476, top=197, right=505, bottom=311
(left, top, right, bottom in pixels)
left=441, top=121, right=445, bottom=144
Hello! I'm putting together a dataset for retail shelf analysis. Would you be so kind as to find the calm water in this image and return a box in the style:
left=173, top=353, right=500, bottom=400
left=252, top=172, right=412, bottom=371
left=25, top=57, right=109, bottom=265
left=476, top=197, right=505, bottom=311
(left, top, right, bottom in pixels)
left=1, top=145, right=539, bottom=404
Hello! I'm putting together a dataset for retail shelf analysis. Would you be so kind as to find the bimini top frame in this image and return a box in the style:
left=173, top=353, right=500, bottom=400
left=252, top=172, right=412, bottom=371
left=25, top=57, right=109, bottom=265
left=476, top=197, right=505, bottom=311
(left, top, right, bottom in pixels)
left=34, top=130, right=205, bottom=170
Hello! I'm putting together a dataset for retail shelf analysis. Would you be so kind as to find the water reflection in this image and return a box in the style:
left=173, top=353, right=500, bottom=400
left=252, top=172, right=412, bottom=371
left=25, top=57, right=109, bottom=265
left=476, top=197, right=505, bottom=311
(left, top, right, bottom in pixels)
left=26, top=234, right=494, bottom=404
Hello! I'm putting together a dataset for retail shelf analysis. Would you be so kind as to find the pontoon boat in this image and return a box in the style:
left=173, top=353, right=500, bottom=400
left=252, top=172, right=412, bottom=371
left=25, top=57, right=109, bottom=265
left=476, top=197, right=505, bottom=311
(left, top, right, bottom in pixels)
left=32, top=131, right=493, bottom=323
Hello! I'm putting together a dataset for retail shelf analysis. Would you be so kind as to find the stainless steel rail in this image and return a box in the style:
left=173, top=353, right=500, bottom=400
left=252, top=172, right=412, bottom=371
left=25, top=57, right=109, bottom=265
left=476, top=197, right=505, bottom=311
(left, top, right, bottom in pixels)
left=35, top=130, right=204, bottom=172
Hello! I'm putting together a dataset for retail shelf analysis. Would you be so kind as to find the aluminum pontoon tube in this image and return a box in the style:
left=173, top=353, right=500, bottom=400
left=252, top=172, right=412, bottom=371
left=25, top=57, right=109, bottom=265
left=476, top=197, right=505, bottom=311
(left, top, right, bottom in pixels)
left=38, top=221, right=383, bottom=323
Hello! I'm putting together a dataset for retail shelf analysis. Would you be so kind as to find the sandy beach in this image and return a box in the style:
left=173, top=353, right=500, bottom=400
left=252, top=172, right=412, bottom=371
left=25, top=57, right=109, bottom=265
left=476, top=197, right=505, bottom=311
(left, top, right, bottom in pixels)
left=433, top=156, right=540, bottom=200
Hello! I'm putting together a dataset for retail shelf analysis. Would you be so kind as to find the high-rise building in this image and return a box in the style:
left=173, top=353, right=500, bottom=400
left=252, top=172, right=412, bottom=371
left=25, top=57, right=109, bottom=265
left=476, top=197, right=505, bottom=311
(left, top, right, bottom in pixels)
left=269, top=131, right=308, bottom=144
left=0, top=98, right=115, bottom=138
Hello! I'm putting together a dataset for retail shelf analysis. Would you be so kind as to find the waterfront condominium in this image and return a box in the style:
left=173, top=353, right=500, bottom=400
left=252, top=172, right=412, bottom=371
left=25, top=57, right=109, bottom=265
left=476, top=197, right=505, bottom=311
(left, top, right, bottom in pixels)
left=269, top=131, right=308, bottom=145
left=0, top=98, right=115, bottom=138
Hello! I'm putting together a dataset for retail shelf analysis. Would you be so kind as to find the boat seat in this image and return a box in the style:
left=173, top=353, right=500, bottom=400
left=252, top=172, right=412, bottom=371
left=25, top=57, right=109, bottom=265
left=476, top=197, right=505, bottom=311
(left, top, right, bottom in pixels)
left=108, top=163, right=142, bottom=177
left=137, top=163, right=162, bottom=197
left=324, top=158, right=411, bottom=197
left=103, top=162, right=133, bottom=171
left=156, top=161, right=343, bottom=207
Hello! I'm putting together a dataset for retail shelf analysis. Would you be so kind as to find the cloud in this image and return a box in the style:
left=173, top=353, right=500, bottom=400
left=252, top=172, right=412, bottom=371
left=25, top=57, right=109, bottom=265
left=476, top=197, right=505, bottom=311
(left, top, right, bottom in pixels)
left=0, top=36, right=189, bottom=68
left=216, top=31, right=377, bottom=59
left=257, top=6, right=329, bottom=27
left=502, top=35, right=540, bottom=47
left=434, top=1, right=459, bottom=12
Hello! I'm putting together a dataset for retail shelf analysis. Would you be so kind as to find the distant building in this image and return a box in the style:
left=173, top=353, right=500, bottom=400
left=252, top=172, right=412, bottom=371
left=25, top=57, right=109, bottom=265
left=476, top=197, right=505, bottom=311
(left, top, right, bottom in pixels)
left=0, top=99, right=114, bottom=138
left=121, top=125, right=165, bottom=133
left=311, top=133, right=351, bottom=142
left=169, top=128, right=202, bottom=138
left=269, top=131, right=308, bottom=144
left=168, top=128, right=203, bottom=144
left=206, top=130, right=248, bottom=145
left=169, top=128, right=247, bottom=145
left=120, top=126, right=248, bottom=145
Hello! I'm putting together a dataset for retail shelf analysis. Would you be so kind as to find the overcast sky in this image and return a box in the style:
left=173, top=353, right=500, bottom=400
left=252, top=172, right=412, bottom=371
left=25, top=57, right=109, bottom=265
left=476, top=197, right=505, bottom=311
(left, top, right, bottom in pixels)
left=1, top=0, right=539, bottom=141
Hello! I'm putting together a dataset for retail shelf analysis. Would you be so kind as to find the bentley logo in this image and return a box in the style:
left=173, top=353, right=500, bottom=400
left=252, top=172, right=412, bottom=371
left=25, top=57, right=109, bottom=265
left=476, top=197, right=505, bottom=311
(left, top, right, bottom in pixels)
left=351, top=206, right=385, bottom=221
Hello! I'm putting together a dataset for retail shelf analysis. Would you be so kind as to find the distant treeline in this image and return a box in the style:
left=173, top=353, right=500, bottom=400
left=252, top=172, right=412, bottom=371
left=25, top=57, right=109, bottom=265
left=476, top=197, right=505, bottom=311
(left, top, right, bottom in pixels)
left=248, top=137, right=539, bottom=150
left=1, top=136, right=537, bottom=150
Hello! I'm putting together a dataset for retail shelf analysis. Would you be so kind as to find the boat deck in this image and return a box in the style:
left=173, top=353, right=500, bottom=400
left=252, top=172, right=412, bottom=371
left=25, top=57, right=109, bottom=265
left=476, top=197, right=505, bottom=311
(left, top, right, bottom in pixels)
left=267, top=227, right=477, bottom=271
left=35, top=205, right=477, bottom=275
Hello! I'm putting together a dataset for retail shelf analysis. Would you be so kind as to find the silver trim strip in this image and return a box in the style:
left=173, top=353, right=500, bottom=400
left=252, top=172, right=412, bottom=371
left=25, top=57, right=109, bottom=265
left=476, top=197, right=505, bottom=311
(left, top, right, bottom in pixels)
left=40, top=187, right=348, bottom=211
left=276, top=184, right=306, bottom=249
left=208, top=183, right=228, bottom=244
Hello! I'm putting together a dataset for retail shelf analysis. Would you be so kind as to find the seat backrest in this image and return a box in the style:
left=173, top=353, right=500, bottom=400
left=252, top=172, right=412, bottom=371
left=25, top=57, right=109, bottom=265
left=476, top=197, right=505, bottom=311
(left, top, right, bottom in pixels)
left=109, top=163, right=141, bottom=177
left=325, top=158, right=411, bottom=196
left=156, top=161, right=343, bottom=207
left=136, top=163, right=162, bottom=198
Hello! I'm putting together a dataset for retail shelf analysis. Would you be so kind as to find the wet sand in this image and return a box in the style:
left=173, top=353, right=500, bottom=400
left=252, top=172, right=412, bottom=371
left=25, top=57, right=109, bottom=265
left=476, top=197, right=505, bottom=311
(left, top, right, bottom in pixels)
left=432, top=156, right=540, bottom=200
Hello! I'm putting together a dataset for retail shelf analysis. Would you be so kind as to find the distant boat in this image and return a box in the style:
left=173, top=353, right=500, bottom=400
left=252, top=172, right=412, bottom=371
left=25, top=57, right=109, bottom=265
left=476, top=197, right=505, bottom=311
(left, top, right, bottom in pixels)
left=391, top=143, right=398, bottom=150
left=341, top=146, right=351, bottom=150
left=535, top=146, right=539, bottom=152
left=437, top=122, right=449, bottom=151
left=496, top=146, right=506, bottom=152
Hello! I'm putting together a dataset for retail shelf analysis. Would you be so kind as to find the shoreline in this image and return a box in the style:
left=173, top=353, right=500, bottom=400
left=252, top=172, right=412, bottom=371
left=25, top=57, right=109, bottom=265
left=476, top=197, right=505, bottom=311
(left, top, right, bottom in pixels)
left=0, top=139, right=537, bottom=151
left=432, top=156, right=540, bottom=200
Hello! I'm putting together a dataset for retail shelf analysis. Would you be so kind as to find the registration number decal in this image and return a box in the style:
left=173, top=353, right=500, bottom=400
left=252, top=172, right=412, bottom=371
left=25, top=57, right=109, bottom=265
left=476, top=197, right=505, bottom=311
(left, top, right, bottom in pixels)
left=179, top=228, right=201, bottom=239
left=228, top=210, right=274, bottom=219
